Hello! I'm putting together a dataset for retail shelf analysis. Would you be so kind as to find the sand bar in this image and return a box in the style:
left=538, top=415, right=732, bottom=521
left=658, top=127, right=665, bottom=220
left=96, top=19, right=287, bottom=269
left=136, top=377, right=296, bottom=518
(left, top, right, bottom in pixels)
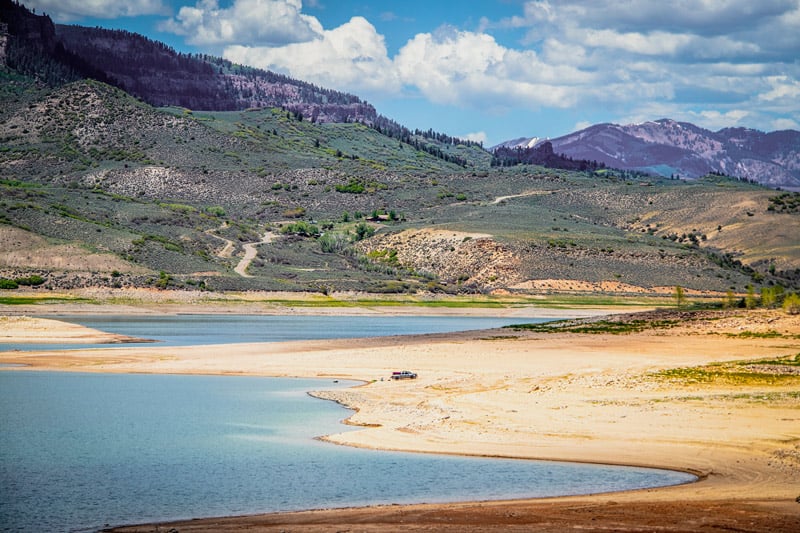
left=0, top=315, right=151, bottom=344
left=1, top=308, right=799, bottom=532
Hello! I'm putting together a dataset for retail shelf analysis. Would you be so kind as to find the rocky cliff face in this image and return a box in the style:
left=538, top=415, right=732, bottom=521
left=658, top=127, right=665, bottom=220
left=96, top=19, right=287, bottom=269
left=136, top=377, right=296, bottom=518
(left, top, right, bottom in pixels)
left=53, top=24, right=377, bottom=123
left=356, top=229, right=524, bottom=291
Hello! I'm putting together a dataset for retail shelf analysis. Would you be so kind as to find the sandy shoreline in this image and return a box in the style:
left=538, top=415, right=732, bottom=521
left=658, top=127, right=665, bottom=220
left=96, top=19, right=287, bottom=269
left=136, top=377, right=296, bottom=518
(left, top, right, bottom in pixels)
left=0, top=315, right=153, bottom=344
left=1, top=308, right=799, bottom=531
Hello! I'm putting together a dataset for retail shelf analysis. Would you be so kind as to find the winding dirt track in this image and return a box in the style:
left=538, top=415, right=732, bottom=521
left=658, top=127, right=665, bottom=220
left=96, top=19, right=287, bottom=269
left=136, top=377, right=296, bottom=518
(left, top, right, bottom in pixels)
left=234, top=232, right=276, bottom=277
left=490, top=190, right=553, bottom=204
left=205, top=224, right=234, bottom=259
left=205, top=223, right=275, bottom=277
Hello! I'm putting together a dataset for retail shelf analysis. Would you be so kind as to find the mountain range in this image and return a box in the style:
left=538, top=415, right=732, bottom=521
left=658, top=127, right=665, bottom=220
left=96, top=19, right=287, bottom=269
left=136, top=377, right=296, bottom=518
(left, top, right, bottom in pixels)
left=495, top=119, right=800, bottom=189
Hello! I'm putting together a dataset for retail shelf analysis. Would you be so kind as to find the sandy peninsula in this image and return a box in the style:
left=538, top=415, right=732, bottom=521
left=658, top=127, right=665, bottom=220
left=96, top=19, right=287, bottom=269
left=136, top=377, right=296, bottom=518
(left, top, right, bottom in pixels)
left=1, top=308, right=799, bottom=532
left=0, top=315, right=152, bottom=344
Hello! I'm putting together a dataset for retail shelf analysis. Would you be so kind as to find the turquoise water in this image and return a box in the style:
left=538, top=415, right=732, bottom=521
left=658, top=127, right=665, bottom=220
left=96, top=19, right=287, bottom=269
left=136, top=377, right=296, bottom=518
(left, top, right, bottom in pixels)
left=1, top=316, right=696, bottom=532
left=1, top=372, right=695, bottom=533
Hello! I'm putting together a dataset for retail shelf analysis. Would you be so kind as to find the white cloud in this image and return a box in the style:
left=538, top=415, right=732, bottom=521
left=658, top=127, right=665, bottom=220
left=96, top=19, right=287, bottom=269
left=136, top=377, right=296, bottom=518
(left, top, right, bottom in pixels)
left=224, top=16, right=399, bottom=94
left=772, top=118, right=800, bottom=130
left=579, top=29, right=694, bottom=56
left=463, top=131, right=488, bottom=144
left=508, top=0, right=797, bottom=38
left=482, top=0, right=799, bottom=133
left=695, top=109, right=751, bottom=130
left=25, top=0, right=167, bottom=21
left=184, top=0, right=797, bottom=135
left=160, top=0, right=322, bottom=46
left=394, top=29, right=593, bottom=110
left=758, top=75, right=800, bottom=103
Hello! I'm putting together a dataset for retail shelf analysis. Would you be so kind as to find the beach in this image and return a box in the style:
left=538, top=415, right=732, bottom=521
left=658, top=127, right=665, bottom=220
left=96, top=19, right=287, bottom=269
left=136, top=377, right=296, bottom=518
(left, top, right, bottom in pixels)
left=1, top=306, right=799, bottom=531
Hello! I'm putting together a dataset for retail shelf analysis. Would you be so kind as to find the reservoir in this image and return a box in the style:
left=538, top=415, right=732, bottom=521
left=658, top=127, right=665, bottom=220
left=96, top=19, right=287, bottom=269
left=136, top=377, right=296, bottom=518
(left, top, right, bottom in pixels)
left=0, top=314, right=547, bottom=352
left=0, top=315, right=696, bottom=532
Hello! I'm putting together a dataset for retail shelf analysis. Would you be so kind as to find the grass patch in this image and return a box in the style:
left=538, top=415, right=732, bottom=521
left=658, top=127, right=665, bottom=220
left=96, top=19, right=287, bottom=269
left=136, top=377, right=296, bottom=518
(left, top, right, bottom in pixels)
left=0, top=295, right=92, bottom=305
left=725, top=330, right=798, bottom=339
left=252, top=295, right=532, bottom=309
left=654, top=354, right=800, bottom=386
left=519, top=294, right=677, bottom=308
left=744, top=353, right=800, bottom=367
left=671, top=391, right=800, bottom=403
left=479, top=335, right=521, bottom=341
left=506, top=318, right=679, bottom=334
left=656, top=366, right=797, bottom=385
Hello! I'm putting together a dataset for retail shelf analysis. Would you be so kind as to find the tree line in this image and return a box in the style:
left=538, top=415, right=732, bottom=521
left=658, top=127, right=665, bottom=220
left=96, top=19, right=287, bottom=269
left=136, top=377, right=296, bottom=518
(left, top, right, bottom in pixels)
left=491, top=141, right=605, bottom=171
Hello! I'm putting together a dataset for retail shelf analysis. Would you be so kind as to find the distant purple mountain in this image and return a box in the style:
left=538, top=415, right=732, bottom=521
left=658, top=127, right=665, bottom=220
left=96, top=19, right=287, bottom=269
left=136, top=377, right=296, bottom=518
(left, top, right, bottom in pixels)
left=495, top=119, right=800, bottom=189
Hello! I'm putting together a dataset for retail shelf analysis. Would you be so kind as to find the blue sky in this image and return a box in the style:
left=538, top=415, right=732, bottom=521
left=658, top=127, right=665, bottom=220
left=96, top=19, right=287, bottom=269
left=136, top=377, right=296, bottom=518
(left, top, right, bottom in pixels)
left=27, top=0, right=800, bottom=146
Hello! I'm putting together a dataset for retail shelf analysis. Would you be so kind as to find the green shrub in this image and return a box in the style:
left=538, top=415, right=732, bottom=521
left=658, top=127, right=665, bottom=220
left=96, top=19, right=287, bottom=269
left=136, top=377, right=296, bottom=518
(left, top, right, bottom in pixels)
left=745, top=284, right=758, bottom=309
left=784, top=293, right=800, bottom=315
left=0, top=279, right=19, bottom=289
left=335, top=179, right=365, bottom=194
left=319, top=232, right=349, bottom=254
left=281, top=221, right=320, bottom=237
left=354, top=221, right=375, bottom=241
left=367, top=248, right=399, bottom=265
left=205, top=206, right=226, bottom=217
left=155, top=271, right=171, bottom=289
left=160, top=202, right=196, bottom=214
left=282, top=207, right=306, bottom=218
left=15, top=275, right=45, bottom=286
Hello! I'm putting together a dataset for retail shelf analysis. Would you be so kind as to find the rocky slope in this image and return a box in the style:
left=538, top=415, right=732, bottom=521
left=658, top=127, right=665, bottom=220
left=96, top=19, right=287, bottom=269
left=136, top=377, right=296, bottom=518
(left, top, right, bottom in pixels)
left=497, top=119, right=800, bottom=189
left=0, top=0, right=375, bottom=123
left=356, top=229, right=524, bottom=291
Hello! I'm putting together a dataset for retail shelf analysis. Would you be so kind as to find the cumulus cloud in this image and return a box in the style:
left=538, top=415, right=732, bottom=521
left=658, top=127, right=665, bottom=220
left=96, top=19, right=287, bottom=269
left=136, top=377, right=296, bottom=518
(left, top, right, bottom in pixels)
left=484, top=0, right=800, bottom=132
left=224, top=16, right=400, bottom=94
left=772, top=118, right=800, bottom=130
left=694, top=109, right=751, bottom=130
left=169, top=0, right=798, bottom=135
left=159, top=0, right=322, bottom=46
left=25, top=0, right=167, bottom=21
left=508, top=0, right=796, bottom=38
left=394, top=29, right=594, bottom=110
left=758, top=75, right=800, bottom=103
left=463, top=131, right=488, bottom=144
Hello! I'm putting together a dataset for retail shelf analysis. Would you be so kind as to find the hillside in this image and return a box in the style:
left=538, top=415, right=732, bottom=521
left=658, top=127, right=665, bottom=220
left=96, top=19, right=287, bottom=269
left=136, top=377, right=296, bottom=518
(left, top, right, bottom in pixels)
left=496, top=119, right=800, bottom=189
left=0, top=0, right=483, bottom=167
left=0, top=0, right=374, bottom=123
left=1, top=76, right=798, bottom=296
left=0, top=76, right=492, bottom=291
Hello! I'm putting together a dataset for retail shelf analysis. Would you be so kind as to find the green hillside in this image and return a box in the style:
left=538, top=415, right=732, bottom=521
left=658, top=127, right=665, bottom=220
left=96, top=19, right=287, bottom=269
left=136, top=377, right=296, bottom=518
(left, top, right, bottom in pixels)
left=1, top=74, right=798, bottom=296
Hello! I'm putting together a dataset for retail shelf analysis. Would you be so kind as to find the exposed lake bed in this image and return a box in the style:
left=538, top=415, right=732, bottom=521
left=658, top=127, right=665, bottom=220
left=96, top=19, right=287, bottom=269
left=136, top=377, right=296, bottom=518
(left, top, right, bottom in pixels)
left=1, top=307, right=798, bottom=532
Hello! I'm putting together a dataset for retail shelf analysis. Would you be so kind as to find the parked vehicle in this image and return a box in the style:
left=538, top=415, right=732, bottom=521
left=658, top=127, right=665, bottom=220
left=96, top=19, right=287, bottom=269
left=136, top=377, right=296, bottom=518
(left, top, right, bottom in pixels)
left=390, top=370, right=417, bottom=380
